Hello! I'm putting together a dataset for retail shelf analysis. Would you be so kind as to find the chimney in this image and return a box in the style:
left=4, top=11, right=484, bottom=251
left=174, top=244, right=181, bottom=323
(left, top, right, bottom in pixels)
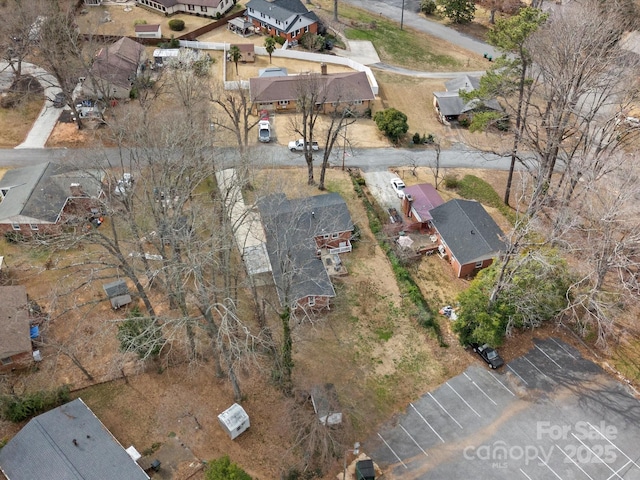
left=70, top=183, right=83, bottom=196
left=320, top=63, right=327, bottom=75
left=403, top=194, right=413, bottom=217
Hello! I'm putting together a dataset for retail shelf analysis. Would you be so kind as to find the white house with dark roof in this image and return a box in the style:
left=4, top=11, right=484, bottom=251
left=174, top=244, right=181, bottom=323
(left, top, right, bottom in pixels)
left=433, top=75, right=502, bottom=125
left=245, top=0, right=319, bottom=42
left=0, top=398, right=149, bottom=480
left=0, top=162, right=105, bottom=236
left=430, top=199, right=505, bottom=278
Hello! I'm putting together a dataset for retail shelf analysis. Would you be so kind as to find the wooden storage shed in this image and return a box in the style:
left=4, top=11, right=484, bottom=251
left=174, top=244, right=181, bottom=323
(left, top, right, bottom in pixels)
left=217, top=403, right=250, bottom=440
left=103, top=279, right=132, bottom=309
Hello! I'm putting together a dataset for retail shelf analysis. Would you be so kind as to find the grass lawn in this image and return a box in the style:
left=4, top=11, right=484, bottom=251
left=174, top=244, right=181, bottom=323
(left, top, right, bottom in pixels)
left=0, top=96, right=42, bottom=147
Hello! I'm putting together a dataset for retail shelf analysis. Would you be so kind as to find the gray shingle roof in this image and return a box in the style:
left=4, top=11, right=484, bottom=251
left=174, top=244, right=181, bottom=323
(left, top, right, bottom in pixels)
left=0, top=398, right=149, bottom=480
left=434, top=75, right=502, bottom=117
left=92, top=37, right=144, bottom=90
left=250, top=71, right=375, bottom=104
left=430, top=199, right=505, bottom=265
left=258, top=193, right=353, bottom=307
left=0, top=163, right=103, bottom=225
left=246, top=0, right=319, bottom=26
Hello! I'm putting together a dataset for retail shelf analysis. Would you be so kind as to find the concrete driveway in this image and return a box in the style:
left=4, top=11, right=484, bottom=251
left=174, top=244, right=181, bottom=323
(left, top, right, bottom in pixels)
left=366, top=338, right=640, bottom=479
left=363, top=171, right=404, bottom=211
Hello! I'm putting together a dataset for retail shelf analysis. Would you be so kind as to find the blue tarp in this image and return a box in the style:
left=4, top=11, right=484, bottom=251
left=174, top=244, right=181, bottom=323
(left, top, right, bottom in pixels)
left=29, top=325, right=39, bottom=339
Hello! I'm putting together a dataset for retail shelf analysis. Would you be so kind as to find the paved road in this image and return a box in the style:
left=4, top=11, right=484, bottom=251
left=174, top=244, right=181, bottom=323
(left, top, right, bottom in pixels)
left=0, top=145, right=525, bottom=173
left=341, top=0, right=498, bottom=59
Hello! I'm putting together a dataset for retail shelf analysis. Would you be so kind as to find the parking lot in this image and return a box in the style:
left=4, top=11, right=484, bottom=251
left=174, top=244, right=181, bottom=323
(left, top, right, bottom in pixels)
left=367, top=338, right=640, bottom=479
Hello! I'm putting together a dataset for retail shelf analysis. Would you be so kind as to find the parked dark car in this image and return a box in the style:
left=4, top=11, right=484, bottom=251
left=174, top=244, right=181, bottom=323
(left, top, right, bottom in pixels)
left=469, top=343, right=504, bottom=369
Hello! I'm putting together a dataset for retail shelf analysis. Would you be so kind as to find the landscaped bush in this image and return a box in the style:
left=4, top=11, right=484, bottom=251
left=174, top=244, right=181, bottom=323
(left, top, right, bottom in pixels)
left=133, top=19, right=147, bottom=26
left=421, top=0, right=437, bottom=15
left=274, top=35, right=285, bottom=45
left=205, top=456, right=252, bottom=480
left=443, top=174, right=459, bottom=189
left=168, top=19, right=185, bottom=31
left=215, top=12, right=222, bottom=19
left=412, top=132, right=421, bottom=144
left=0, top=386, right=70, bottom=423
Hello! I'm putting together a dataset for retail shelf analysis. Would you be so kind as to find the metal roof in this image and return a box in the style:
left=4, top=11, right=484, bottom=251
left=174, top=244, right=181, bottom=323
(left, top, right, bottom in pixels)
left=404, top=183, right=444, bottom=222
left=0, top=398, right=150, bottom=480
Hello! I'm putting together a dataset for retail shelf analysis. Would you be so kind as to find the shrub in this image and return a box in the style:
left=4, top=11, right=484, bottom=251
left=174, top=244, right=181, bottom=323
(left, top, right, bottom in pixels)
left=373, top=108, right=409, bottom=144
left=421, top=0, right=437, bottom=14
left=168, top=19, right=185, bottom=31
left=0, top=386, right=70, bottom=423
left=443, top=174, right=459, bottom=189
left=133, top=19, right=147, bottom=26
left=412, top=132, right=421, bottom=144
left=205, top=456, right=252, bottom=480
left=215, top=12, right=222, bottom=19
left=274, top=35, right=285, bottom=45
left=117, top=307, right=164, bottom=359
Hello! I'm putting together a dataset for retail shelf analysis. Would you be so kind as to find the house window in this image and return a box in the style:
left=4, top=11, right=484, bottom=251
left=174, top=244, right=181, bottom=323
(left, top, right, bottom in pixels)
left=201, top=5, right=207, bottom=11
left=331, top=233, right=339, bottom=239
left=188, top=4, right=194, bottom=10
left=11, top=224, right=20, bottom=231
left=278, top=100, right=289, bottom=106
left=308, top=296, right=316, bottom=307
left=323, top=234, right=330, bottom=239
left=475, top=261, right=483, bottom=268
left=305, top=25, right=309, bottom=33
left=353, top=99, right=363, bottom=105
left=0, top=357, right=12, bottom=365
left=30, top=224, right=39, bottom=231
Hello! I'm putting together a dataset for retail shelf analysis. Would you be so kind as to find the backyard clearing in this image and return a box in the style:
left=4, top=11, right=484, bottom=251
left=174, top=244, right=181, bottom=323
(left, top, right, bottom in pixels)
left=0, top=95, right=43, bottom=147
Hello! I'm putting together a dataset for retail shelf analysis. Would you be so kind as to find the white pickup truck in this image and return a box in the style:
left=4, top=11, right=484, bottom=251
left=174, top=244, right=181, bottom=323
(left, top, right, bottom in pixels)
left=288, top=138, right=319, bottom=152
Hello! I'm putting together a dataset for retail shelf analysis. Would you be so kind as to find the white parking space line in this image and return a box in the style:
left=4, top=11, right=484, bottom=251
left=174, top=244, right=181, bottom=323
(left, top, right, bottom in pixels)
left=428, top=392, right=463, bottom=429
left=488, top=371, right=516, bottom=396
left=464, top=372, right=498, bottom=405
left=608, top=461, right=634, bottom=480
left=550, top=338, right=577, bottom=359
left=507, top=365, right=529, bottom=385
left=571, top=433, right=623, bottom=479
left=539, top=455, right=564, bottom=479
left=535, top=345, right=562, bottom=369
left=588, top=422, right=640, bottom=472
left=446, top=383, right=481, bottom=417
left=410, top=403, right=445, bottom=443
left=520, top=468, right=534, bottom=479
left=377, top=433, right=407, bottom=469
left=523, top=356, right=553, bottom=381
left=556, top=443, right=595, bottom=480
left=400, top=424, right=428, bottom=458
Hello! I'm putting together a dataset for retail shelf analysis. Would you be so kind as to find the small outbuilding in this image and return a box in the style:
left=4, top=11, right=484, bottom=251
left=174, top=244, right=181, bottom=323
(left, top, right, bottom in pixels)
left=103, top=279, right=132, bottom=309
left=356, top=459, right=376, bottom=480
left=228, top=17, right=254, bottom=37
left=217, top=403, right=250, bottom=440
left=229, top=44, right=255, bottom=63
left=135, top=24, right=162, bottom=39
left=311, top=383, right=342, bottom=426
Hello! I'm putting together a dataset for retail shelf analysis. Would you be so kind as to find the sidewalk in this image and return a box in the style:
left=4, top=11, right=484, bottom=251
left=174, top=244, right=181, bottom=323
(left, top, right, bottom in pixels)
left=13, top=62, right=64, bottom=149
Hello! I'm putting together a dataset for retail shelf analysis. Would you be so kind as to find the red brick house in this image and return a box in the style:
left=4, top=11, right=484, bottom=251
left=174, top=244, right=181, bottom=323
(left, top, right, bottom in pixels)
left=258, top=192, right=353, bottom=311
left=0, top=286, right=32, bottom=371
left=245, top=0, right=319, bottom=42
left=249, top=70, right=375, bottom=115
left=430, top=199, right=505, bottom=278
left=0, top=163, right=106, bottom=237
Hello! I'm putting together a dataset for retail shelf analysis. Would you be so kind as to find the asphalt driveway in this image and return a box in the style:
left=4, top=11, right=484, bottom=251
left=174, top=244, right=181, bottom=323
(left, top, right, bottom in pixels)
left=367, top=338, right=640, bottom=479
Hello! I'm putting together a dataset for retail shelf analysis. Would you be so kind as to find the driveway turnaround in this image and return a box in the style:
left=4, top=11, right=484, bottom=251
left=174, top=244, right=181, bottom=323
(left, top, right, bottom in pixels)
left=367, top=338, right=640, bottom=479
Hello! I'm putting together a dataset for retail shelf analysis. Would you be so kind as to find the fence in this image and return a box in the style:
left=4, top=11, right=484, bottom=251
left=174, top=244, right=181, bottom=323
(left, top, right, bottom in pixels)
left=178, top=40, right=379, bottom=95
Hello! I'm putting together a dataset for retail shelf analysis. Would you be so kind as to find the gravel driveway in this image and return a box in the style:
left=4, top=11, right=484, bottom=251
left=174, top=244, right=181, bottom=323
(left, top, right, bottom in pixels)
left=363, top=171, right=403, bottom=211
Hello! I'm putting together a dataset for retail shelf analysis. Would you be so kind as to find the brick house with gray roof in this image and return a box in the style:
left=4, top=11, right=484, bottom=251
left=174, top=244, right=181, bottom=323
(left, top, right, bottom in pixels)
left=249, top=70, right=375, bottom=114
left=245, top=0, right=319, bottom=42
left=0, top=398, right=149, bottom=480
left=258, top=192, right=353, bottom=311
left=0, top=163, right=105, bottom=237
left=430, top=199, right=505, bottom=278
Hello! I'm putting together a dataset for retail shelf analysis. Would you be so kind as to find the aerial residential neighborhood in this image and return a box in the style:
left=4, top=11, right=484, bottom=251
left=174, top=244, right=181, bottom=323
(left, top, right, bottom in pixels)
left=0, top=0, right=639, bottom=479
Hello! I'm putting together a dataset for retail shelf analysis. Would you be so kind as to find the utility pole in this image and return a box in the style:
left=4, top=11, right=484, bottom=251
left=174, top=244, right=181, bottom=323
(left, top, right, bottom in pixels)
left=400, top=0, right=405, bottom=30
